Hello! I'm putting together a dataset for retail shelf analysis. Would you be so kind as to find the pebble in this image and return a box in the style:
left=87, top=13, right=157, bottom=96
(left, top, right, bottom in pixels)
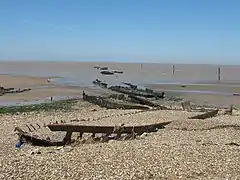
left=0, top=102, right=240, bottom=179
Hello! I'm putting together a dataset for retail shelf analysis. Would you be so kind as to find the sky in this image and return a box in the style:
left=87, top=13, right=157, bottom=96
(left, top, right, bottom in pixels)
left=0, top=0, right=240, bottom=64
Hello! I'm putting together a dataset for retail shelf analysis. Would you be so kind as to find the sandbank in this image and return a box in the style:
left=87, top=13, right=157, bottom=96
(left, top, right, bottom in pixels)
left=0, top=74, right=52, bottom=88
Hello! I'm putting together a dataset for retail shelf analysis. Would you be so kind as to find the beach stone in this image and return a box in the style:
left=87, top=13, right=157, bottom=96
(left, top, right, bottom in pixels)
left=108, top=140, right=116, bottom=144
left=62, top=146, right=73, bottom=152
left=29, top=148, right=41, bottom=155
left=140, top=132, right=148, bottom=138
left=56, top=146, right=63, bottom=150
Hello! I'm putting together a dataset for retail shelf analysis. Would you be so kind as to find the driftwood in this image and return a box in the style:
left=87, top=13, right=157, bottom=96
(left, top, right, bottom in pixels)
left=14, top=127, right=64, bottom=146
left=188, top=109, right=219, bottom=119
left=83, top=91, right=149, bottom=110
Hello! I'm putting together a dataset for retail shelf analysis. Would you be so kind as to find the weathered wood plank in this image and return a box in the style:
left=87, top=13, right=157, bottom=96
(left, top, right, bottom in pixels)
left=48, top=121, right=172, bottom=134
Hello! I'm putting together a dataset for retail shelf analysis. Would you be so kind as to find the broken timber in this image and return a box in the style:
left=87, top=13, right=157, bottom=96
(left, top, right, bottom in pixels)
left=48, top=121, right=172, bottom=144
left=14, top=127, right=64, bottom=146
left=128, top=95, right=168, bottom=109
left=188, top=109, right=219, bottom=120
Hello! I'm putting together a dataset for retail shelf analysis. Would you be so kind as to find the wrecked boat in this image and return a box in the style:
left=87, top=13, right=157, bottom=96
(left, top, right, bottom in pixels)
left=100, top=67, right=109, bottom=70
left=15, top=127, right=64, bottom=146
left=122, top=82, right=138, bottom=90
left=94, top=66, right=100, bottom=69
left=112, top=70, right=123, bottom=74
left=92, top=79, right=108, bottom=88
left=14, top=120, right=172, bottom=147
left=122, top=82, right=165, bottom=98
left=100, top=70, right=114, bottom=75
left=83, top=91, right=149, bottom=110
left=0, top=86, right=31, bottom=96
left=109, top=85, right=164, bottom=98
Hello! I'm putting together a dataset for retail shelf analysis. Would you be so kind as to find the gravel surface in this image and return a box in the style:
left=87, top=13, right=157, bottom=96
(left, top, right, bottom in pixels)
left=1, top=101, right=240, bottom=180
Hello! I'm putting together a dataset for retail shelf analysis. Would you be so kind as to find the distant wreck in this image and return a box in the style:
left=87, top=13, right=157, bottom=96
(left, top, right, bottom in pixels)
left=94, top=65, right=124, bottom=75
left=92, top=79, right=108, bottom=88
left=0, top=86, right=31, bottom=96
left=91, top=80, right=165, bottom=99
left=109, top=85, right=165, bottom=99
left=112, top=70, right=123, bottom=74
left=83, top=91, right=150, bottom=110
left=94, top=65, right=100, bottom=69
left=100, top=67, right=109, bottom=70
left=100, top=70, right=114, bottom=75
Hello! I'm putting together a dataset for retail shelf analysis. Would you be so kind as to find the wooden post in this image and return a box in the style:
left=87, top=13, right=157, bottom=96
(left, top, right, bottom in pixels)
left=63, top=131, right=73, bottom=144
left=218, top=67, right=221, bottom=81
left=172, top=65, right=175, bottom=75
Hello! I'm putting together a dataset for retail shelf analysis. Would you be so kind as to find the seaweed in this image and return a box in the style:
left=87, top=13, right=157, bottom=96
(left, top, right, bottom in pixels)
left=0, top=98, right=79, bottom=115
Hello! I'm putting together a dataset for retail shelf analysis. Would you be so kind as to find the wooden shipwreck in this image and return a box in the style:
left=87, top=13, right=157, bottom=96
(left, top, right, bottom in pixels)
left=0, top=86, right=31, bottom=96
left=47, top=121, right=172, bottom=145
left=109, top=85, right=155, bottom=98
left=14, top=121, right=171, bottom=146
left=109, top=84, right=165, bottom=99
left=15, top=127, right=64, bottom=146
left=100, top=70, right=114, bottom=75
left=83, top=91, right=150, bottom=110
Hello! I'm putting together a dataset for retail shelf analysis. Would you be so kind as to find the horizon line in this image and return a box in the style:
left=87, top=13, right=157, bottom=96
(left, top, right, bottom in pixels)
left=0, top=59, right=239, bottom=66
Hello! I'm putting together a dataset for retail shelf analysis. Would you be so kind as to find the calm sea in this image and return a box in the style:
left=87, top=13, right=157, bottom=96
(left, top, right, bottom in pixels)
left=0, top=61, right=240, bottom=87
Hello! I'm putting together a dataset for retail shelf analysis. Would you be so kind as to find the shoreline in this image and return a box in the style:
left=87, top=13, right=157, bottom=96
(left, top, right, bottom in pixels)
left=0, top=74, right=240, bottom=108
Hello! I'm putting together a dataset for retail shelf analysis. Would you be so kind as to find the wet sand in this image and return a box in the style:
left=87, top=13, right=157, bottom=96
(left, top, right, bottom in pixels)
left=148, top=84, right=240, bottom=107
left=1, top=62, right=240, bottom=179
left=0, top=61, right=240, bottom=107
left=0, top=75, right=80, bottom=104
left=0, top=74, right=109, bottom=104
left=0, top=74, right=52, bottom=88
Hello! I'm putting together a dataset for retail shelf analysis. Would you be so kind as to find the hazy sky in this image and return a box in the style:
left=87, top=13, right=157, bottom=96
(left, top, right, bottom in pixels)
left=0, top=0, right=240, bottom=64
